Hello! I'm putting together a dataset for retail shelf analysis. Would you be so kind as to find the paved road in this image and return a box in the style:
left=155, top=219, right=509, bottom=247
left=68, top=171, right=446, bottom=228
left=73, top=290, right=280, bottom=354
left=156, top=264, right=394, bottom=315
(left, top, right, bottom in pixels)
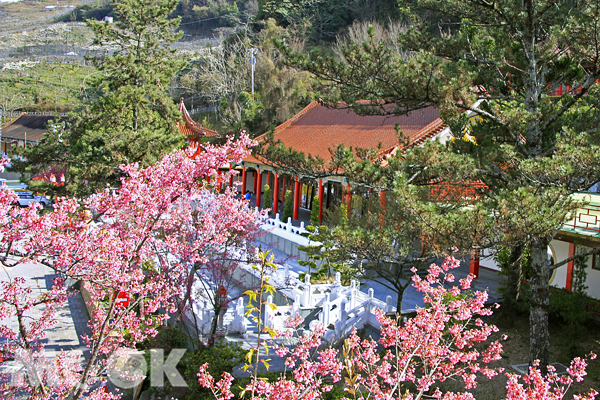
left=0, top=0, right=95, bottom=34
left=0, top=261, right=91, bottom=358
left=256, top=239, right=504, bottom=311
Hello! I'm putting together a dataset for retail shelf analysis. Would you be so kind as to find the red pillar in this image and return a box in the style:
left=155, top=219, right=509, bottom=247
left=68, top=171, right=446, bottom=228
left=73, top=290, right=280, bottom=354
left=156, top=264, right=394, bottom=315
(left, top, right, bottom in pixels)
left=253, top=171, right=257, bottom=194
left=345, top=183, right=352, bottom=217
left=273, top=172, right=279, bottom=214
left=379, top=191, right=386, bottom=228
left=566, top=243, right=575, bottom=291
left=241, top=166, right=247, bottom=194
left=293, top=177, right=300, bottom=220
left=217, top=170, right=222, bottom=192
left=256, top=169, right=262, bottom=208
left=229, top=166, right=233, bottom=188
left=470, top=248, right=480, bottom=279
left=318, top=179, right=324, bottom=224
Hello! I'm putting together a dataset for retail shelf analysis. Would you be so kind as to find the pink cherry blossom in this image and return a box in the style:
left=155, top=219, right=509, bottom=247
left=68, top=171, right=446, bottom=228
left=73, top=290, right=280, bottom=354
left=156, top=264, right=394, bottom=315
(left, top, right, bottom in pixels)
left=198, top=256, right=597, bottom=400
left=0, top=134, right=261, bottom=399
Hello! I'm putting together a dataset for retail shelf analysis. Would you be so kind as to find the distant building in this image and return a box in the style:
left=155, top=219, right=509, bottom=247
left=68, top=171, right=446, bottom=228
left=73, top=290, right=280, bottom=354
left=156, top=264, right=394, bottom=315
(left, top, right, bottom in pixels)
left=0, top=112, right=69, bottom=155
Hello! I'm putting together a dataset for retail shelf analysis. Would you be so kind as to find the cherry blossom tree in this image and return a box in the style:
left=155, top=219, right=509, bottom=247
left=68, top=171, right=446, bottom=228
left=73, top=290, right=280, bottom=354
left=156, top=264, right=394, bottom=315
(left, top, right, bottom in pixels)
left=198, top=256, right=598, bottom=400
left=0, top=134, right=261, bottom=399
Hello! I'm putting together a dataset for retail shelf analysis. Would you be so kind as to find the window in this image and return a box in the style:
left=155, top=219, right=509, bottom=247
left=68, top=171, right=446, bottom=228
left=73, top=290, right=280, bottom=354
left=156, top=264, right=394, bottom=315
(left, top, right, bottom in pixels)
left=593, top=253, right=600, bottom=271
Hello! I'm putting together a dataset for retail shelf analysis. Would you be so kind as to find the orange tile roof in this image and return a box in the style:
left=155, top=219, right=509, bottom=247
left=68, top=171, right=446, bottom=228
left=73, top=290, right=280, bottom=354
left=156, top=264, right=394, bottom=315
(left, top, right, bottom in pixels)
left=177, top=98, right=220, bottom=138
left=248, top=100, right=446, bottom=166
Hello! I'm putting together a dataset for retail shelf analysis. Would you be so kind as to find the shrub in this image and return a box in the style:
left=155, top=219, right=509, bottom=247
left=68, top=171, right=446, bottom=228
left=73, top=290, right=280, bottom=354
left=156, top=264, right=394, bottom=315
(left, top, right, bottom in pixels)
left=184, top=342, right=246, bottom=399
left=310, top=195, right=320, bottom=226
left=262, top=184, right=272, bottom=211
left=283, top=189, right=293, bottom=222
left=138, top=325, right=188, bottom=352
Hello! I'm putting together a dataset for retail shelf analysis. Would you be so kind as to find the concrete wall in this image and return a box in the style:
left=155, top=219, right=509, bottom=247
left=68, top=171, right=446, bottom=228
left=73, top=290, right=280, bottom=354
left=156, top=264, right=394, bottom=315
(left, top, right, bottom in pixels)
left=259, top=230, right=310, bottom=263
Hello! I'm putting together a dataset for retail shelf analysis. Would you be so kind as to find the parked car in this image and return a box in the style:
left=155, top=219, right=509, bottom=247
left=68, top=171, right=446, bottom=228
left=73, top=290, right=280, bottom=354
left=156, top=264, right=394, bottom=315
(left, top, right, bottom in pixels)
left=12, top=190, right=52, bottom=208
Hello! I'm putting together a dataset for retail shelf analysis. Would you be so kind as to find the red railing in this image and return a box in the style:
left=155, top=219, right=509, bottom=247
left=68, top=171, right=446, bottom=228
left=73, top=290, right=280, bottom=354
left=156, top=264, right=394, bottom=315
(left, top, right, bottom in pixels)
left=563, top=203, right=600, bottom=234
left=428, top=181, right=487, bottom=202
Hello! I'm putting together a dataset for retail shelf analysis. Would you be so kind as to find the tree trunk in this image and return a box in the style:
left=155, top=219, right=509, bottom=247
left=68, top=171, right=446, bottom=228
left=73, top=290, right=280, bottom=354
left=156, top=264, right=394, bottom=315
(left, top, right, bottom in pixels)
left=529, top=241, right=550, bottom=372
left=396, top=286, right=405, bottom=314
left=499, top=245, right=523, bottom=327
left=208, top=304, right=221, bottom=347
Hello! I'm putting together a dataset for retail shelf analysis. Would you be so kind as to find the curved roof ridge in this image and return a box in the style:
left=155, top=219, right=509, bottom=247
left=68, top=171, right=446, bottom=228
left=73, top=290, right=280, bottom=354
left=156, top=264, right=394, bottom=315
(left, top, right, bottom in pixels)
left=178, top=98, right=220, bottom=138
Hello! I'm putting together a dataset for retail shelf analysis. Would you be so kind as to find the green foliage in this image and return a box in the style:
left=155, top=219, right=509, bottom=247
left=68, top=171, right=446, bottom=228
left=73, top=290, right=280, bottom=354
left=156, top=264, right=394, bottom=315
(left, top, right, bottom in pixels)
left=0, top=62, right=93, bottom=113
left=242, top=251, right=278, bottom=379
left=177, top=0, right=249, bottom=35
left=183, top=342, right=246, bottom=399
left=571, top=251, right=590, bottom=295
left=262, top=184, right=272, bottom=210
left=494, top=245, right=532, bottom=318
left=258, top=0, right=400, bottom=42
left=549, top=252, right=593, bottom=352
left=58, top=0, right=113, bottom=22
left=14, top=0, right=185, bottom=196
left=281, top=0, right=600, bottom=367
left=337, top=203, right=348, bottom=227
left=299, top=225, right=347, bottom=282
left=176, top=18, right=315, bottom=137
left=310, top=195, right=320, bottom=226
left=282, top=189, right=293, bottom=222
left=549, top=287, right=594, bottom=352
left=138, top=326, right=188, bottom=352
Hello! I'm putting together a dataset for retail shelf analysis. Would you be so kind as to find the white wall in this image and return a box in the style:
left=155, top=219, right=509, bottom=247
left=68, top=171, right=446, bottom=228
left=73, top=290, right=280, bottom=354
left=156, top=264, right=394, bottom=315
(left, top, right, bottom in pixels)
left=549, top=239, right=600, bottom=300
left=549, top=240, right=569, bottom=289
left=586, top=264, right=600, bottom=299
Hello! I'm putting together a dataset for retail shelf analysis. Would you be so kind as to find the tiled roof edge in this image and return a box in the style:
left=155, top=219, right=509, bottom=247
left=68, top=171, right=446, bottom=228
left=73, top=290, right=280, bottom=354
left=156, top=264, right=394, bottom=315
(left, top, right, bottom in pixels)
left=178, top=98, right=220, bottom=137
left=1, top=112, right=26, bottom=129
left=380, top=117, right=446, bottom=158
left=272, top=100, right=320, bottom=134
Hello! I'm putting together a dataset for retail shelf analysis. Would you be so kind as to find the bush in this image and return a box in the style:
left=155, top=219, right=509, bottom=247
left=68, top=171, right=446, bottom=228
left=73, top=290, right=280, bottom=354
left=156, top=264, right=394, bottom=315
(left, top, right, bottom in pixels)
left=549, top=288, right=593, bottom=344
left=184, top=342, right=246, bottom=399
left=138, top=325, right=188, bottom=352
left=310, top=195, right=320, bottom=226
left=137, top=326, right=189, bottom=393
left=283, top=189, right=293, bottom=222
left=262, top=184, right=272, bottom=211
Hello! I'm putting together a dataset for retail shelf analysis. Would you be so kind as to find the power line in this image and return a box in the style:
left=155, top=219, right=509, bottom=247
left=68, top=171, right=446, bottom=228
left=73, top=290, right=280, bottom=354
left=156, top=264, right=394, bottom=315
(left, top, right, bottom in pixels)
left=178, top=12, right=245, bottom=26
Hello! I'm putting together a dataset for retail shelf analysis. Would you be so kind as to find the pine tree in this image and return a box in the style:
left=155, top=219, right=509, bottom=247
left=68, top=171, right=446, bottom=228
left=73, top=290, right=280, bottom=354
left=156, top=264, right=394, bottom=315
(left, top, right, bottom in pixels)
left=310, top=195, right=320, bottom=226
left=282, top=1, right=600, bottom=369
left=14, top=0, right=185, bottom=196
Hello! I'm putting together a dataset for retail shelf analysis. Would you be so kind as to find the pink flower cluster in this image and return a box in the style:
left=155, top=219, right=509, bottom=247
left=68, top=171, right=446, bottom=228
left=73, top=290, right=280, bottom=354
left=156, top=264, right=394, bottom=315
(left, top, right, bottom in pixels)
left=0, top=134, right=261, bottom=399
left=198, top=257, right=597, bottom=400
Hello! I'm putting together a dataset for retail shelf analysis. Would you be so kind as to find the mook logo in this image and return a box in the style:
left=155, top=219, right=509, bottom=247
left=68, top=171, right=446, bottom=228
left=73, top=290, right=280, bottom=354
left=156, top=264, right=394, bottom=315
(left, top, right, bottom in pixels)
left=107, top=348, right=188, bottom=389
left=3, top=348, right=188, bottom=391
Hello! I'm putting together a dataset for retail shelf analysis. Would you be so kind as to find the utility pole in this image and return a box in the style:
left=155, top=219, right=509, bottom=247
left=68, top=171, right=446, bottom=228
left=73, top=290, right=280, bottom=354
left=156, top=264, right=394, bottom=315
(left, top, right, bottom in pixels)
left=247, top=48, right=258, bottom=100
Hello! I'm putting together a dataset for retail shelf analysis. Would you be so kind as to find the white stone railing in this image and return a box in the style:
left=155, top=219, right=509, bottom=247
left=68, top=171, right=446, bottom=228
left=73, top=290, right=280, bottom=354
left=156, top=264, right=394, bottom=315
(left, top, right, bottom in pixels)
left=227, top=259, right=398, bottom=339
left=260, top=212, right=316, bottom=247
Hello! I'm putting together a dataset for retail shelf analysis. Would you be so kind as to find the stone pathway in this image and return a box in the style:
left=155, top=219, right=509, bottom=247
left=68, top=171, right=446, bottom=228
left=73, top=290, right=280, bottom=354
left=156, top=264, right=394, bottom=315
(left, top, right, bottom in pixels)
left=0, top=261, right=91, bottom=357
